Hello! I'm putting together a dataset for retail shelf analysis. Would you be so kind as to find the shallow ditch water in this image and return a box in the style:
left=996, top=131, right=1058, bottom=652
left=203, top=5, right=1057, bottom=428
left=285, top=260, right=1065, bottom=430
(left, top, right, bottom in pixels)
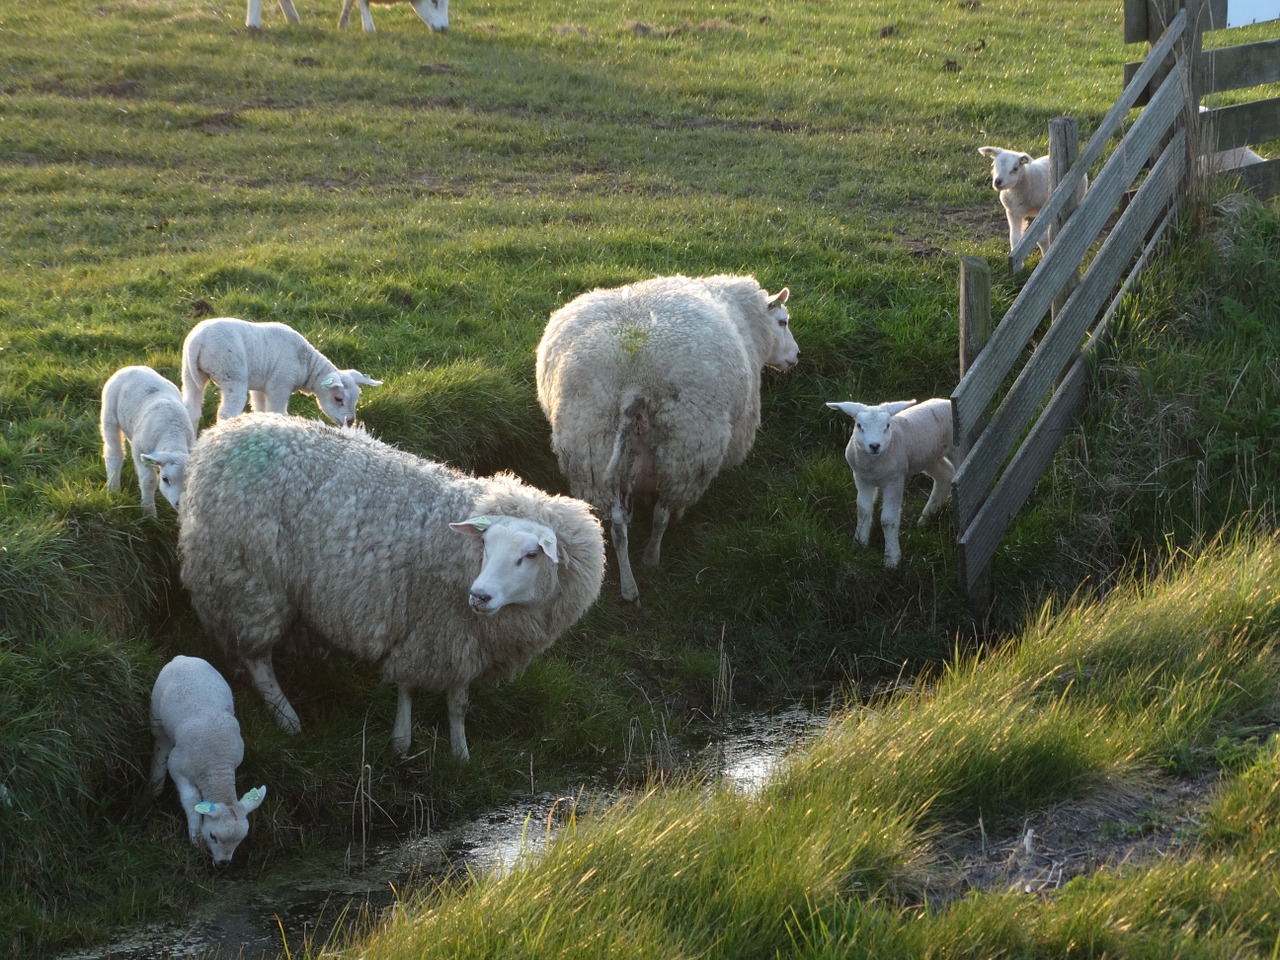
left=59, top=705, right=819, bottom=960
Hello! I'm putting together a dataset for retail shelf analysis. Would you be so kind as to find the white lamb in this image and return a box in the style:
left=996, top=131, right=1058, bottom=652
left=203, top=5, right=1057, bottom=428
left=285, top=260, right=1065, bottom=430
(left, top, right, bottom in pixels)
left=339, top=0, right=449, bottom=32
left=245, top=0, right=300, bottom=28
left=178, top=414, right=605, bottom=761
left=977, top=146, right=1089, bottom=253
left=180, top=317, right=382, bottom=431
left=150, top=655, right=267, bottom=867
left=825, top=398, right=958, bottom=570
left=100, top=365, right=196, bottom=517
left=536, top=274, right=798, bottom=603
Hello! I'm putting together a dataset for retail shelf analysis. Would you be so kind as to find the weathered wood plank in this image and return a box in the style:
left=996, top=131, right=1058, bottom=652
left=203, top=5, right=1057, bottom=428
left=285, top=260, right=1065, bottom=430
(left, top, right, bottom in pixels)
left=1207, top=97, right=1280, bottom=150
left=1198, top=38, right=1280, bottom=93
left=1124, top=0, right=1149, bottom=45
left=1233, top=156, right=1280, bottom=199
left=952, top=133, right=1185, bottom=529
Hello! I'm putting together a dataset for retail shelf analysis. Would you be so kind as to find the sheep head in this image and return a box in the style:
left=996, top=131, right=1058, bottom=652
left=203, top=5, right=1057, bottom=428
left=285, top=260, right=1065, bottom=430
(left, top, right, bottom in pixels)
left=826, top=400, right=917, bottom=457
left=978, top=146, right=1033, bottom=192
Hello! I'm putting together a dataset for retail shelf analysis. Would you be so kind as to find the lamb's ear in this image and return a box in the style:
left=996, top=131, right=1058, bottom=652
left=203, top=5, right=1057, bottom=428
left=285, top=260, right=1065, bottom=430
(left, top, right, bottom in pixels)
left=884, top=400, right=917, bottom=416
left=347, top=370, right=383, bottom=387
left=1019, top=154, right=1033, bottom=166
left=141, top=452, right=163, bottom=472
left=450, top=515, right=492, bottom=537
left=241, top=785, right=267, bottom=813
left=538, top=531, right=560, bottom=564
left=978, top=146, right=998, bottom=158
left=193, top=800, right=220, bottom=815
left=318, top=373, right=341, bottom=390
left=826, top=401, right=864, bottom=419
left=767, top=288, right=789, bottom=308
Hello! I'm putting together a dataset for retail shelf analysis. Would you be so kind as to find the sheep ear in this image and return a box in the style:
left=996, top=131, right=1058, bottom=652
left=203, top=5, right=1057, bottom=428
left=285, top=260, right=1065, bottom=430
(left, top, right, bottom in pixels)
left=1019, top=154, right=1032, bottom=166
left=141, top=452, right=162, bottom=471
left=241, top=786, right=267, bottom=812
left=348, top=371, right=383, bottom=387
left=826, top=401, right=864, bottom=419
left=767, top=288, right=789, bottom=308
left=450, top=515, right=492, bottom=536
left=319, top=373, right=341, bottom=390
left=884, top=400, right=917, bottom=416
left=538, top=532, right=560, bottom=564
left=193, top=801, right=219, bottom=815
left=978, top=146, right=998, bottom=158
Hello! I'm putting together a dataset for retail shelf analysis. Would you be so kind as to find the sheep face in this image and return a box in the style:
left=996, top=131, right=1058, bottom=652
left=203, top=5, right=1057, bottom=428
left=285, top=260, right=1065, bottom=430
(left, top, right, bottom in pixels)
left=830, top=400, right=916, bottom=457
left=409, top=0, right=449, bottom=31
left=450, top=515, right=560, bottom=616
left=193, top=786, right=266, bottom=867
left=978, top=146, right=1032, bottom=192
left=762, top=288, right=800, bottom=370
left=141, top=451, right=189, bottom=511
left=315, top=370, right=383, bottom=427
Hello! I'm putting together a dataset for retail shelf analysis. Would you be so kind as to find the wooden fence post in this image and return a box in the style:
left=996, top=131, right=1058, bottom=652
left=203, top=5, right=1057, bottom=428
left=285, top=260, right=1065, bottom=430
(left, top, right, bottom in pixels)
left=1048, top=115, right=1082, bottom=318
left=956, top=255, right=993, bottom=611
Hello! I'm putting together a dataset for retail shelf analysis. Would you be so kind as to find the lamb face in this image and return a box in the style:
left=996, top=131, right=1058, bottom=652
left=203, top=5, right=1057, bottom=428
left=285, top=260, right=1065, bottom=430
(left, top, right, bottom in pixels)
left=980, top=147, right=1032, bottom=192
left=838, top=400, right=916, bottom=458
left=450, top=515, right=560, bottom=615
left=194, top=787, right=266, bottom=867
left=140, top=451, right=189, bottom=512
left=315, top=369, right=383, bottom=427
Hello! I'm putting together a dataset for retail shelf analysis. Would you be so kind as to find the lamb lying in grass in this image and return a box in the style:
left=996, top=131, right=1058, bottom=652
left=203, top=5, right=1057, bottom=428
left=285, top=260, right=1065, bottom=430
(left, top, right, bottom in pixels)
left=826, top=398, right=957, bottom=569
left=978, top=145, right=1088, bottom=253
left=150, top=655, right=267, bottom=867
left=180, top=317, right=382, bottom=430
left=100, top=365, right=196, bottom=517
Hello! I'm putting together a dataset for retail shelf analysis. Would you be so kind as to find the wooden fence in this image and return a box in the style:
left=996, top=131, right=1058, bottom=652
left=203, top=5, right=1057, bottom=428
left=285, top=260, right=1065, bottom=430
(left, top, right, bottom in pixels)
left=949, top=0, right=1279, bottom=605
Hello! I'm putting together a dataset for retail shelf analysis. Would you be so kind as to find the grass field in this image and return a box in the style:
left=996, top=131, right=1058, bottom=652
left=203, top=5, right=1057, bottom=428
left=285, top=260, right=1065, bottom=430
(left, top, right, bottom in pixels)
left=1, top=0, right=1279, bottom=955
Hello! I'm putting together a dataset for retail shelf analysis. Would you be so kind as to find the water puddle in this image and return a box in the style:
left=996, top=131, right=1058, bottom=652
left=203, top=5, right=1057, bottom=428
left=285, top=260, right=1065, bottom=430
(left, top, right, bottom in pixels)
left=59, top=705, right=818, bottom=960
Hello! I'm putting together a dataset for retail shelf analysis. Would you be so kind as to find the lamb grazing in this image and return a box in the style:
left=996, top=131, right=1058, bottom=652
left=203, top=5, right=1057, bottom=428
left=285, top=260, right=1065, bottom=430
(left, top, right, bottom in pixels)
left=536, top=274, right=798, bottom=603
left=978, top=146, right=1089, bottom=253
left=150, top=655, right=267, bottom=867
left=245, top=0, right=300, bottom=28
left=178, top=414, right=605, bottom=761
left=825, top=398, right=958, bottom=570
left=338, top=0, right=449, bottom=32
left=100, top=365, right=196, bottom=517
left=180, top=317, right=382, bottom=431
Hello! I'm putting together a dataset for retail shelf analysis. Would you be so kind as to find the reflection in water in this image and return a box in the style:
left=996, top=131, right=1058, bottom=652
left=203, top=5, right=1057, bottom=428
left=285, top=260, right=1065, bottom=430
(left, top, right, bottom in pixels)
left=59, top=706, right=817, bottom=960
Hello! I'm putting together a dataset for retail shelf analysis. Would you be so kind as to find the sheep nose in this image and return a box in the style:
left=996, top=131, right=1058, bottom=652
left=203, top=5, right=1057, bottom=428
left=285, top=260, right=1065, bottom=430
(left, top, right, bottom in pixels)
left=343, top=416, right=355, bottom=427
left=868, top=443, right=881, bottom=454
left=469, top=590, right=492, bottom=609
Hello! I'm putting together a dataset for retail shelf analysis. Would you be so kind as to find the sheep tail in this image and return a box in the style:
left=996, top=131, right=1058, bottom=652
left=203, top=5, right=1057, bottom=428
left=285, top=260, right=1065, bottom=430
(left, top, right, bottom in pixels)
left=602, top=392, right=648, bottom=492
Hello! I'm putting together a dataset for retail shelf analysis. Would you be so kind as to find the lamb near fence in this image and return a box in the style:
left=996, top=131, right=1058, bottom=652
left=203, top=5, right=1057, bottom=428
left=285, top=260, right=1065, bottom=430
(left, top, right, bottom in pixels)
left=826, top=398, right=957, bottom=570
left=178, top=414, right=605, bottom=761
left=536, top=274, right=798, bottom=603
left=978, top=146, right=1089, bottom=253
left=100, top=365, right=196, bottom=517
left=339, top=0, right=449, bottom=32
left=180, top=317, right=382, bottom=431
left=245, top=0, right=300, bottom=28
left=150, top=655, right=267, bottom=867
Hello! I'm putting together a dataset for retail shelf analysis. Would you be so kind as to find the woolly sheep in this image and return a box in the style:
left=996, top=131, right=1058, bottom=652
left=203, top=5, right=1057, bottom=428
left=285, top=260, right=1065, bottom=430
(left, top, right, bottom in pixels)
left=245, top=0, right=300, bottom=28
left=536, top=274, right=798, bottom=603
left=825, top=398, right=957, bottom=570
left=150, top=655, right=267, bottom=867
left=339, top=0, right=449, bottom=32
left=977, top=146, right=1089, bottom=253
left=180, top=317, right=382, bottom=431
left=100, top=365, right=196, bottom=517
left=178, top=414, right=605, bottom=761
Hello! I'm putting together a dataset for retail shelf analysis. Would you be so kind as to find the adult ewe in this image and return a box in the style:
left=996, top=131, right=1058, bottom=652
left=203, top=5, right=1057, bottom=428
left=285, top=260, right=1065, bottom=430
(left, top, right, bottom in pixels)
left=180, top=317, right=382, bottom=431
left=100, top=365, right=196, bottom=516
left=339, top=0, right=448, bottom=32
left=536, top=274, right=798, bottom=603
left=150, top=655, right=267, bottom=867
left=826, top=398, right=957, bottom=569
left=178, top=414, right=604, bottom=761
left=978, top=146, right=1089, bottom=253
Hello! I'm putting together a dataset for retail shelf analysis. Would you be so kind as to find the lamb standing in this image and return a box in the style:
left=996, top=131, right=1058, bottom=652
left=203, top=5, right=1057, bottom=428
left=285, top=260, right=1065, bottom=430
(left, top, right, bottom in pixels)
left=825, top=398, right=957, bottom=569
left=178, top=414, right=605, bottom=761
left=100, top=365, right=196, bottom=517
left=150, top=655, right=267, bottom=867
left=339, top=0, right=449, bottom=32
left=978, top=146, right=1089, bottom=253
left=536, top=274, right=798, bottom=603
left=180, top=317, right=382, bottom=431
left=245, top=0, right=300, bottom=28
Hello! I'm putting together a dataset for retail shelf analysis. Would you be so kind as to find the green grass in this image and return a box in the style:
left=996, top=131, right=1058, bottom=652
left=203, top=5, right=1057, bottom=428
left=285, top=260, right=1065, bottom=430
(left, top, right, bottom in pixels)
left=1, top=0, right=1278, bottom=955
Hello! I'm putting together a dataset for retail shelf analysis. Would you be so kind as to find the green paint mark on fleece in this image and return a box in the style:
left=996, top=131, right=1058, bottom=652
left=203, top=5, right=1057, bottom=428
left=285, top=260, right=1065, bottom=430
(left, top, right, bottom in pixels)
left=619, top=325, right=649, bottom=356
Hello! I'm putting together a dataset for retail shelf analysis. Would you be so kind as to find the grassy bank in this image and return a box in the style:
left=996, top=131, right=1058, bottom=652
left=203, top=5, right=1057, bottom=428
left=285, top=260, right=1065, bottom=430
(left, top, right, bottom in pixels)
left=1, top=0, right=1278, bottom=954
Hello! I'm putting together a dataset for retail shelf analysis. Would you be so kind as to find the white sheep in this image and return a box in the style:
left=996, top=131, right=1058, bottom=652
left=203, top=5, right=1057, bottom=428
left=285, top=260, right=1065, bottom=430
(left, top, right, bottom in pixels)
left=536, top=274, right=798, bottom=603
left=825, top=398, right=957, bottom=569
left=245, top=0, right=300, bottom=28
left=977, top=146, right=1089, bottom=252
left=149, top=655, right=267, bottom=867
left=178, top=414, right=605, bottom=761
left=339, top=0, right=449, bottom=32
left=100, top=365, right=196, bottom=517
left=180, top=317, right=382, bottom=431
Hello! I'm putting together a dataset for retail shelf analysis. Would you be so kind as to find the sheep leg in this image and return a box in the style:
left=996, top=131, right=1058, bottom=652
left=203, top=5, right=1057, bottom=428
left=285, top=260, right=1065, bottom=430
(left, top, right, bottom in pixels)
left=338, top=0, right=356, bottom=28
left=879, top=477, right=906, bottom=569
left=1005, top=207, right=1023, bottom=251
left=172, top=774, right=205, bottom=843
left=103, top=425, right=125, bottom=492
left=917, top=457, right=956, bottom=524
left=245, top=0, right=262, bottom=28
left=243, top=655, right=302, bottom=735
left=853, top=478, right=879, bottom=549
left=611, top=501, right=640, bottom=603
left=216, top=381, right=251, bottom=421
left=446, top=685, right=470, bottom=762
left=641, top=501, right=670, bottom=568
left=150, top=727, right=173, bottom=796
left=134, top=451, right=159, bottom=517
left=391, top=684, right=414, bottom=757
left=249, top=390, right=269, bottom=413
left=359, top=0, right=377, bottom=32
left=277, top=0, right=300, bottom=24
